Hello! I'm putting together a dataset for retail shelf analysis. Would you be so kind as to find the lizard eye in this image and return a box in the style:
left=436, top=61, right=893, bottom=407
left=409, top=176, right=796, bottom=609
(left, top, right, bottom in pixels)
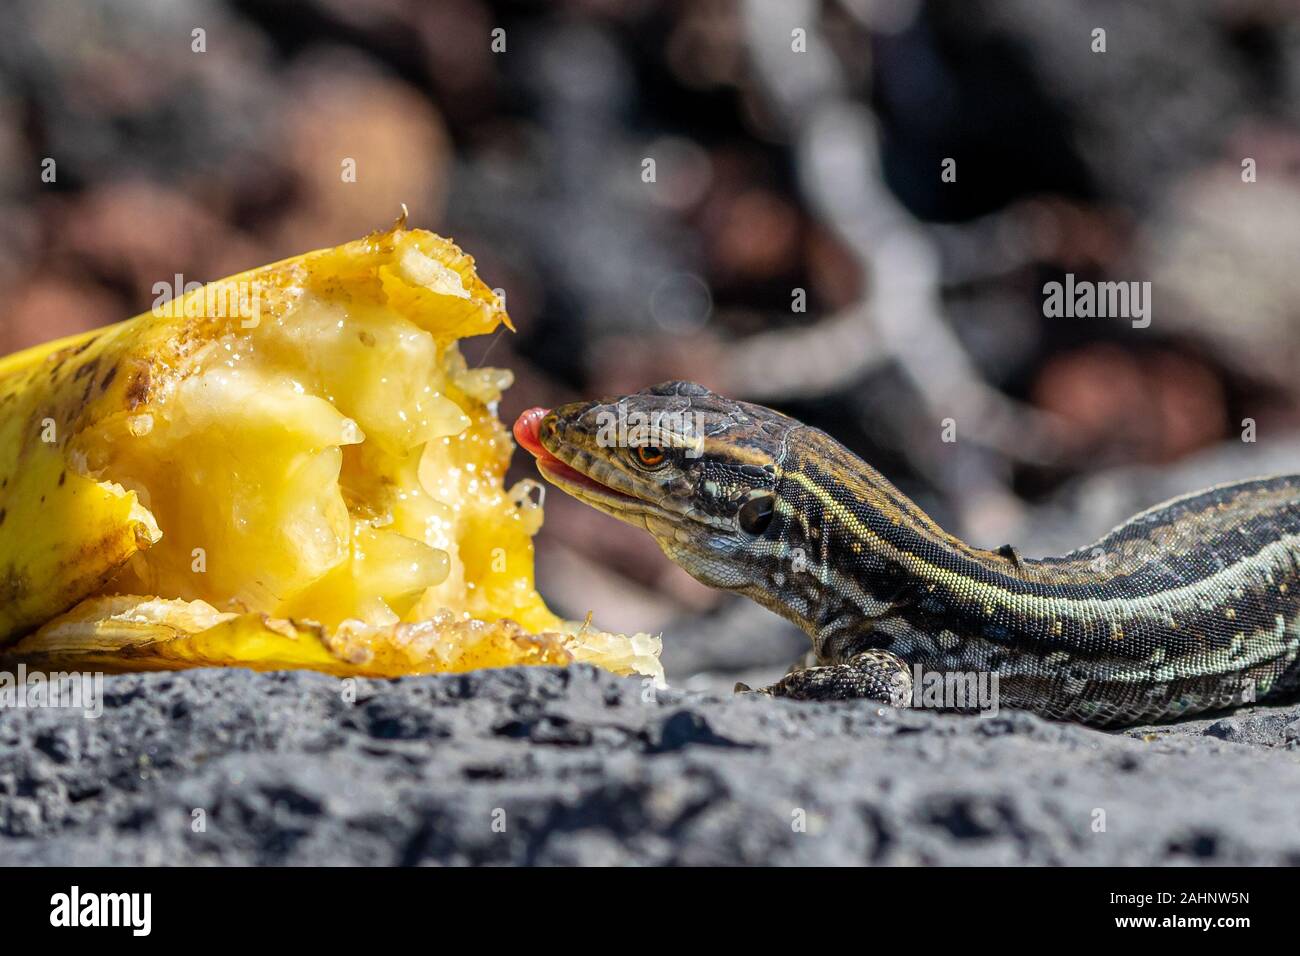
left=634, top=446, right=668, bottom=469
left=737, top=490, right=775, bottom=535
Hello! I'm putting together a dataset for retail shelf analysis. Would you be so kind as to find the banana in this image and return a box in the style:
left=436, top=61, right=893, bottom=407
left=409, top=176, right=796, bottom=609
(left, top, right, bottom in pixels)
left=0, top=222, right=662, bottom=682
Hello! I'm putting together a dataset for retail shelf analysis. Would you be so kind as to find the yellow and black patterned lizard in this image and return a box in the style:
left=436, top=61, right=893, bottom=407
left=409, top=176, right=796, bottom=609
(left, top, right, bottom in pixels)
left=515, top=381, right=1300, bottom=727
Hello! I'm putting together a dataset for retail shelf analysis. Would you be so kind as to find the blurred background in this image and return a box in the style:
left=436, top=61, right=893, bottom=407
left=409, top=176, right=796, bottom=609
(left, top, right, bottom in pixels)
left=3, top=0, right=1300, bottom=690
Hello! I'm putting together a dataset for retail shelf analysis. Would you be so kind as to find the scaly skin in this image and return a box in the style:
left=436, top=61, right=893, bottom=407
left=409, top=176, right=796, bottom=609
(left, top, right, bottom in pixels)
left=516, top=381, right=1300, bottom=726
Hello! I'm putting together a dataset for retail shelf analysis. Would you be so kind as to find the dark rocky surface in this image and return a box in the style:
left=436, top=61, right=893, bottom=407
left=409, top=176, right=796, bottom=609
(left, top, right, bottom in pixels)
left=2, top=663, right=1299, bottom=865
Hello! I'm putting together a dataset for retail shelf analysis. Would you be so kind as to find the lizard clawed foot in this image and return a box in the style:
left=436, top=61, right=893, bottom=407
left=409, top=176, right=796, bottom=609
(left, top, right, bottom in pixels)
left=754, top=649, right=912, bottom=705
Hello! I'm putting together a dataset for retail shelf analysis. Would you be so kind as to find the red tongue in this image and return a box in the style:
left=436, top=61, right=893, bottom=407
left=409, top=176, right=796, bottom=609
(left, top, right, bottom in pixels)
left=513, top=407, right=552, bottom=459
left=512, top=405, right=632, bottom=501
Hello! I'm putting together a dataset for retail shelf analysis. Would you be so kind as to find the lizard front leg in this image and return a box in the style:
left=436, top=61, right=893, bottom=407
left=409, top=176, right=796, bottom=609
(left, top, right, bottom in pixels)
left=738, top=648, right=912, bottom=705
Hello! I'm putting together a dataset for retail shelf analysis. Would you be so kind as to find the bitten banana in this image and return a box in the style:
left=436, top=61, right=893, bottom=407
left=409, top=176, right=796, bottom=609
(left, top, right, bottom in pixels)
left=0, top=222, right=662, bottom=682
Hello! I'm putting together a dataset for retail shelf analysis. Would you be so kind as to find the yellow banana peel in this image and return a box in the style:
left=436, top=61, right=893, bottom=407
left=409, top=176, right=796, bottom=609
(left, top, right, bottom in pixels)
left=0, top=223, right=663, bottom=683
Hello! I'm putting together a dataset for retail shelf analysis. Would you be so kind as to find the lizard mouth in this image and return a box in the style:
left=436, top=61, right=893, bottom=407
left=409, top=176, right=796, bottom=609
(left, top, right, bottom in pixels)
left=513, top=407, right=638, bottom=505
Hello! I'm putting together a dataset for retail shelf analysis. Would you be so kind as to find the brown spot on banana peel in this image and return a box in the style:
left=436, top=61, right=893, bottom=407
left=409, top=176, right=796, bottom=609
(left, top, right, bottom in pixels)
left=125, top=367, right=151, bottom=410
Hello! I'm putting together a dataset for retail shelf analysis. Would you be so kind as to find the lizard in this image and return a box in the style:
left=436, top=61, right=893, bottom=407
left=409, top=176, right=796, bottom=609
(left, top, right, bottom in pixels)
left=514, top=380, right=1300, bottom=727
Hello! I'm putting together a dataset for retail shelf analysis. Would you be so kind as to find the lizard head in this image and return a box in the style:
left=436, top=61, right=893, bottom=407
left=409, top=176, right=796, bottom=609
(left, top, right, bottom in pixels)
left=514, top=381, right=799, bottom=590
